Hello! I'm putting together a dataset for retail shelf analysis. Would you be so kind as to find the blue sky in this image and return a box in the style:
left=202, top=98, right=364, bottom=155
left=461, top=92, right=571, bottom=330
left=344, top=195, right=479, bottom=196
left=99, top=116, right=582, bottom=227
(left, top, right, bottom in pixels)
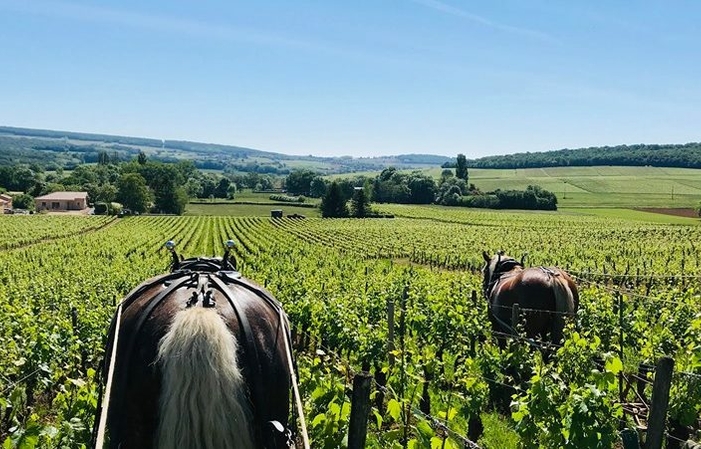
left=1, top=1, right=700, bottom=158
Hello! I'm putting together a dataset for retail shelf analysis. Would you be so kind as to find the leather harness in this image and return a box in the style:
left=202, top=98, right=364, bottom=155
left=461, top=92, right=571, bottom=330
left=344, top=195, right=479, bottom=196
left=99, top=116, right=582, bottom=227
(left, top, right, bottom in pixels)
left=92, top=257, right=291, bottom=448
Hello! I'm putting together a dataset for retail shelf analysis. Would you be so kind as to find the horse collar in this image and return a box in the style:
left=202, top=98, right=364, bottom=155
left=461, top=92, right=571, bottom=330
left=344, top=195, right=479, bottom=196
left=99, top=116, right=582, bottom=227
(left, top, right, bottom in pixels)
left=485, top=259, right=524, bottom=299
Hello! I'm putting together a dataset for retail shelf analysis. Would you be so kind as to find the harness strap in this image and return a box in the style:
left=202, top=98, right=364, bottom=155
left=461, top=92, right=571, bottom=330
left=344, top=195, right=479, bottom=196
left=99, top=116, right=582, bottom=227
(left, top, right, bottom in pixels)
left=110, top=274, right=196, bottom=442
left=280, top=307, right=310, bottom=449
left=94, top=302, right=123, bottom=448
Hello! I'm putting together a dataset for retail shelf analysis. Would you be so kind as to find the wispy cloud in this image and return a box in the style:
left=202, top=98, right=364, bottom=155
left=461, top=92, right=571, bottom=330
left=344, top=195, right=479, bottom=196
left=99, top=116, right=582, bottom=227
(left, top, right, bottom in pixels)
left=0, top=0, right=325, bottom=52
left=410, top=0, right=555, bottom=43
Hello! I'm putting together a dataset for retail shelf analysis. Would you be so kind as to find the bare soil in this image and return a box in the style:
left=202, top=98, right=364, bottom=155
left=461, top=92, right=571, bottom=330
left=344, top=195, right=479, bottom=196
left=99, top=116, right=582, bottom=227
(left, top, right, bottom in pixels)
left=636, top=207, right=699, bottom=218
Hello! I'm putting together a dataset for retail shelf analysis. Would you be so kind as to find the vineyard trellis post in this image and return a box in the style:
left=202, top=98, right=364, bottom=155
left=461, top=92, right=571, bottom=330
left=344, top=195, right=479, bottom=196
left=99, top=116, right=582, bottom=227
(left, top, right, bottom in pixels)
left=618, top=292, right=624, bottom=407
left=400, top=284, right=408, bottom=449
left=348, top=372, right=373, bottom=449
left=645, top=356, right=674, bottom=449
left=470, top=290, right=477, bottom=356
left=388, top=299, right=395, bottom=367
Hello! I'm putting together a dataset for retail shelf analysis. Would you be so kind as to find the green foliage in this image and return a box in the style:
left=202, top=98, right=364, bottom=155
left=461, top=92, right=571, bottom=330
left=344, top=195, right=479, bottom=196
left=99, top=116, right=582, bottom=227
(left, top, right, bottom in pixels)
left=478, top=412, right=519, bottom=449
left=371, top=168, right=437, bottom=204
left=455, top=154, right=468, bottom=181
left=116, top=173, right=150, bottom=213
left=269, top=194, right=305, bottom=203
left=350, top=188, right=371, bottom=218
left=285, top=169, right=317, bottom=196
left=463, top=142, right=701, bottom=170
left=512, top=335, right=623, bottom=448
left=2, top=207, right=701, bottom=448
left=10, top=193, right=34, bottom=211
left=320, top=181, right=349, bottom=218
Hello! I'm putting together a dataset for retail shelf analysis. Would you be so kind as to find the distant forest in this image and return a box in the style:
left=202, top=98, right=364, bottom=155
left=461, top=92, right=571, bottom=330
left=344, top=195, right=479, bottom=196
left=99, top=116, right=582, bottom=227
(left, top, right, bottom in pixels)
left=446, top=143, right=701, bottom=169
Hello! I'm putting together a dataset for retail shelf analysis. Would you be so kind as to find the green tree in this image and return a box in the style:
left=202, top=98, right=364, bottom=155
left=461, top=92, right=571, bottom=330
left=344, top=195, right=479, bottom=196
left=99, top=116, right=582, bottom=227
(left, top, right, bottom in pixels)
left=154, top=182, right=188, bottom=214
left=320, top=181, right=348, bottom=218
left=440, top=169, right=454, bottom=181
left=214, top=177, right=231, bottom=199
left=350, top=187, right=371, bottom=218
left=456, top=153, right=468, bottom=180
left=127, top=162, right=187, bottom=214
left=98, top=150, right=110, bottom=166
left=116, top=173, right=150, bottom=213
left=309, top=177, right=327, bottom=198
left=285, top=169, right=316, bottom=195
left=11, top=193, right=34, bottom=210
left=407, top=172, right=437, bottom=204
left=137, top=150, right=147, bottom=165
left=227, top=183, right=237, bottom=200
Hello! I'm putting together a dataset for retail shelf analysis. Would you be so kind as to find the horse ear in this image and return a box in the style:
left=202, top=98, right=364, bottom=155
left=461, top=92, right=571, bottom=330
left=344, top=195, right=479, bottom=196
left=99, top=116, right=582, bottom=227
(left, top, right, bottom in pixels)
left=483, top=251, right=490, bottom=262
left=520, top=252, right=528, bottom=265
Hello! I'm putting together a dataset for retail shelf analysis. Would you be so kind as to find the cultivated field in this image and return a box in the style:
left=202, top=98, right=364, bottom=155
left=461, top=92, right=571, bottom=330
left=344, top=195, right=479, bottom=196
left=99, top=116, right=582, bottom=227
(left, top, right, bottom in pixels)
left=331, top=166, right=701, bottom=209
left=1, top=209, right=700, bottom=448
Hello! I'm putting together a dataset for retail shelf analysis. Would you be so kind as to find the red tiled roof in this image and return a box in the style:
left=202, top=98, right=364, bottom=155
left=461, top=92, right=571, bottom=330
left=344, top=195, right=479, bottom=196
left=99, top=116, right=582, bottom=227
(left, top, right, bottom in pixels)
left=35, top=191, right=88, bottom=201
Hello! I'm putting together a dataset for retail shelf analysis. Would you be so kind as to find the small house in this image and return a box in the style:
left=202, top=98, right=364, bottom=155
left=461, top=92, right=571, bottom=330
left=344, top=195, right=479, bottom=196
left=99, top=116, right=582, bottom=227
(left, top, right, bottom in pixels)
left=0, top=193, right=12, bottom=211
left=35, top=191, right=89, bottom=212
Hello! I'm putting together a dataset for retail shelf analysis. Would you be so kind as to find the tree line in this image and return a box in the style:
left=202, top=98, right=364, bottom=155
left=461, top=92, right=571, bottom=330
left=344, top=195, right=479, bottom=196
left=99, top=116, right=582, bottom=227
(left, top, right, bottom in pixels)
left=446, top=143, right=701, bottom=169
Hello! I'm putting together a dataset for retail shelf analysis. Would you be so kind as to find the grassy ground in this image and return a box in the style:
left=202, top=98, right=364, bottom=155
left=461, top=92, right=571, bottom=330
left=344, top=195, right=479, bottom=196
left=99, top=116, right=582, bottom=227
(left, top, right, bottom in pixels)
left=560, top=207, right=701, bottom=225
left=477, top=412, right=519, bottom=449
left=185, top=202, right=321, bottom=217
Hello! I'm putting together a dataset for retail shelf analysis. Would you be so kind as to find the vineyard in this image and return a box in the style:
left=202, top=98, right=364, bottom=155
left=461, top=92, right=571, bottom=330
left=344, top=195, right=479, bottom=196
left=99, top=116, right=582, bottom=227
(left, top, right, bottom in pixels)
left=1, top=209, right=700, bottom=448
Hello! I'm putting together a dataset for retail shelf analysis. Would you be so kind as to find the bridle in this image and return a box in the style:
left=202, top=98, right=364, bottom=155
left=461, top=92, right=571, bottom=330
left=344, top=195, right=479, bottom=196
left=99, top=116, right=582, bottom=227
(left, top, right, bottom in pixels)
left=483, top=255, right=524, bottom=300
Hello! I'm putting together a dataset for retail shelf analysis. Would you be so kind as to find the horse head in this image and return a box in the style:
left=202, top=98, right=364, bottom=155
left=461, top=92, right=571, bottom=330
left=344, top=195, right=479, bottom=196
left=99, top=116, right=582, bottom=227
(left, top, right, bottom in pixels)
left=481, top=251, right=524, bottom=299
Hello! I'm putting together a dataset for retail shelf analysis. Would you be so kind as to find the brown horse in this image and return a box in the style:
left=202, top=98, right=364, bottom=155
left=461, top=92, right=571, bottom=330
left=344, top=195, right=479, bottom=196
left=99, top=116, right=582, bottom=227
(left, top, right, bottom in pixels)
left=92, top=250, right=294, bottom=449
left=482, top=251, right=579, bottom=344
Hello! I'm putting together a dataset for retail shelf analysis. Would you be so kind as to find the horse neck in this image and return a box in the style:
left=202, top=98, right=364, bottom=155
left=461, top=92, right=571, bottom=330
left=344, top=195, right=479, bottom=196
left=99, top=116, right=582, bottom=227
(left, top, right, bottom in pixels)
left=486, top=265, right=522, bottom=299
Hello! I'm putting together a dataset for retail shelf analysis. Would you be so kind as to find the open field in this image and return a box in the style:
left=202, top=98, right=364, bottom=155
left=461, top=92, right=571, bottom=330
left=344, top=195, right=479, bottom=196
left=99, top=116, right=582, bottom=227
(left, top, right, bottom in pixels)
left=185, top=202, right=320, bottom=217
left=559, top=207, right=700, bottom=225
left=330, top=166, right=701, bottom=208
left=2, top=209, right=701, bottom=447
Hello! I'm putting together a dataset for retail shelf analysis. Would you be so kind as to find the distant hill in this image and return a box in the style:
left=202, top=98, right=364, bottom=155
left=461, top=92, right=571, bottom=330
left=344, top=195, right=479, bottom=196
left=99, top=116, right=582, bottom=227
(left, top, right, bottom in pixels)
left=0, top=126, right=453, bottom=174
left=456, top=143, right=701, bottom=170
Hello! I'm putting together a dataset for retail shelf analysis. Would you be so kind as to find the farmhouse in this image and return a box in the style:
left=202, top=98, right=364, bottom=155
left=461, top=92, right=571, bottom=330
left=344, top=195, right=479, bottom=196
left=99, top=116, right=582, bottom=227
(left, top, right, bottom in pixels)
left=0, top=193, right=12, bottom=212
left=35, top=191, right=89, bottom=212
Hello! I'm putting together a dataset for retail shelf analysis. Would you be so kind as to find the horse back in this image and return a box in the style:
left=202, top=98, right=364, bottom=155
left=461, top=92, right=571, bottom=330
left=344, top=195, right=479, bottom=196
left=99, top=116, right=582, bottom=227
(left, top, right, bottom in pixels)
left=106, top=273, right=290, bottom=448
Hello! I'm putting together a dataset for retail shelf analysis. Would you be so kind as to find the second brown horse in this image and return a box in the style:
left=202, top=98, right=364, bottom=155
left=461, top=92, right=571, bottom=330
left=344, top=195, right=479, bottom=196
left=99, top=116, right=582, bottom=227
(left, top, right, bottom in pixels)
left=482, top=251, right=579, bottom=344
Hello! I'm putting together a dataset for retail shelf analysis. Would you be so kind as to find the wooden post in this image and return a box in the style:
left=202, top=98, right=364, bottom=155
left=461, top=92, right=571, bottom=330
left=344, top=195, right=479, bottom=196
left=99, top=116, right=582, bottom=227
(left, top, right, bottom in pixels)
left=618, top=292, right=624, bottom=405
left=470, top=290, right=478, bottom=356
left=348, top=372, right=373, bottom=449
left=400, top=285, right=408, bottom=449
left=511, top=303, right=520, bottom=331
left=637, top=363, right=649, bottom=404
left=645, top=357, right=674, bottom=449
left=388, top=299, right=395, bottom=367
left=365, top=266, right=369, bottom=294
left=71, top=307, right=78, bottom=333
